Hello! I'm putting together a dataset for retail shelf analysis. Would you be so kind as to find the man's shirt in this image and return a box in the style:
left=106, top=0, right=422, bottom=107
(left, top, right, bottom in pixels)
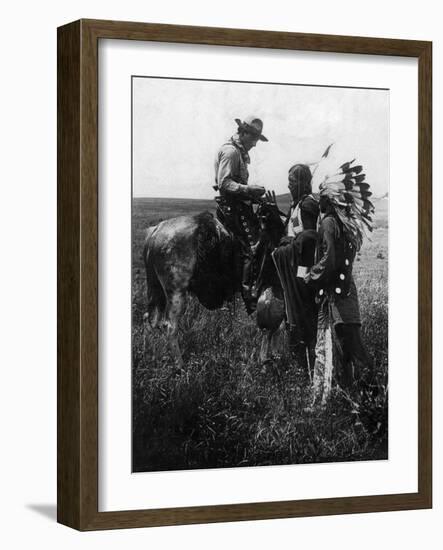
left=214, top=134, right=250, bottom=197
left=287, top=194, right=319, bottom=237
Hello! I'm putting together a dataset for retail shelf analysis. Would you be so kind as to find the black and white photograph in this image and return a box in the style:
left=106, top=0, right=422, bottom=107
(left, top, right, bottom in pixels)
left=131, top=75, right=389, bottom=473
left=0, top=0, right=437, bottom=541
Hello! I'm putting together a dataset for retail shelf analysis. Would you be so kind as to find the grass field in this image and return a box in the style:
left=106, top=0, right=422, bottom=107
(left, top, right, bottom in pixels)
left=132, top=196, right=388, bottom=472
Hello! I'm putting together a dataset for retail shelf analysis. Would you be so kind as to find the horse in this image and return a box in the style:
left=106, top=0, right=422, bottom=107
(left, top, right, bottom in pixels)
left=142, top=200, right=286, bottom=366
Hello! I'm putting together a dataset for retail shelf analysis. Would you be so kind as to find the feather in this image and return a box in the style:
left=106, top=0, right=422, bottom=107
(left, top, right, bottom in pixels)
left=321, top=178, right=347, bottom=187
left=340, top=159, right=355, bottom=171
left=322, top=143, right=334, bottom=158
left=361, top=216, right=374, bottom=231
left=352, top=197, right=364, bottom=208
left=319, top=155, right=375, bottom=249
left=355, top=182, right=370, bottom=192
left=350, top=165, right=363, bottom=175
left=323, top=185, right=347, bottom=196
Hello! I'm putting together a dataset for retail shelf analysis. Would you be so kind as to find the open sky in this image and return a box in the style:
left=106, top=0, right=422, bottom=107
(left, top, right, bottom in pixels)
left=133, top=76, right=389, bottom=199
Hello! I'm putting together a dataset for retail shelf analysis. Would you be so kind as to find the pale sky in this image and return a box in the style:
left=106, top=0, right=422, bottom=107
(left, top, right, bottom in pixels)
left=133, top=77, right=389, bottom=199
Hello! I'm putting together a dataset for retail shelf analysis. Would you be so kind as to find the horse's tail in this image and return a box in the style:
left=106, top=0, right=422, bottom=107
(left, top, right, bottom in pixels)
left=143, top=225, right=166, bottom=314
left=142, top=225, right=156, bottom=275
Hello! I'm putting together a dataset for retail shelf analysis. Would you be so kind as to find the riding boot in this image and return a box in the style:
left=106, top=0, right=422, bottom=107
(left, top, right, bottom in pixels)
left=241, top=254, right=257, bottom=314
left=241, top=284, right=257, bottom=314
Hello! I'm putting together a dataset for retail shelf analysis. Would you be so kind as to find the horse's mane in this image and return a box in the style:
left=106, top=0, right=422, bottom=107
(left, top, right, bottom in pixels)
left=193, top=211, right=219, bottom=269
left=189, top=211, right=237, bottom=309
left=190, top=206, right=285, bottom=309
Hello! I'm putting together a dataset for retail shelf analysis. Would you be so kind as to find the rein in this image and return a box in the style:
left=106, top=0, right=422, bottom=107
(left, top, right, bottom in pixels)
left=254, top=201, right=287, bottom=292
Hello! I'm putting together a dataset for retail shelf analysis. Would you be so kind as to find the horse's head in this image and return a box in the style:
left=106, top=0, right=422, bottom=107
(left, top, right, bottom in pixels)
left=256, top=198, right=285, bottom=247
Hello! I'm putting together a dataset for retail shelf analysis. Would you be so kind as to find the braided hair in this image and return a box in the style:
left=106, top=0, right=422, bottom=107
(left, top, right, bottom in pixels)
left=288, top=164, right=312, bottom=205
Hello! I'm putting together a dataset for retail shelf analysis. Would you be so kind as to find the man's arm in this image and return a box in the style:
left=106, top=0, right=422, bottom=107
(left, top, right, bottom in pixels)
left=216, top=148, right=250, bottom=196
left=216, top=147, right=265, bottom=200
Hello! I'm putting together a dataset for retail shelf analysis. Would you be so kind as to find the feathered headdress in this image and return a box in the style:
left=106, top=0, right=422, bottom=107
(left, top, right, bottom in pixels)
left=318, top=155, right=375, bottom=251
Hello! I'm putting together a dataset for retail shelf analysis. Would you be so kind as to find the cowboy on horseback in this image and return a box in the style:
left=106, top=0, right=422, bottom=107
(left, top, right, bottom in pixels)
left=214, top=115, right=268, bottom=313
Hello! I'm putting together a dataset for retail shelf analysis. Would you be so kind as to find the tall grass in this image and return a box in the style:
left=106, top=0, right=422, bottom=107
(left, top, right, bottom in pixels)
left=133, top=239, right=388, bottom=471
left=132, top=207, right=389, bottom=472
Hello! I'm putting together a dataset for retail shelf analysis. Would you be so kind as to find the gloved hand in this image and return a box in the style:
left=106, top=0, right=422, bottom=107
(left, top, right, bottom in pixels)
left=248, top=184, right=266, bottom=199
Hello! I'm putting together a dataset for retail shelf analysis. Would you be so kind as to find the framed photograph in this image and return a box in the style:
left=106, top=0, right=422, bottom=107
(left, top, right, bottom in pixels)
left=57, top=19, right=432, bottom=530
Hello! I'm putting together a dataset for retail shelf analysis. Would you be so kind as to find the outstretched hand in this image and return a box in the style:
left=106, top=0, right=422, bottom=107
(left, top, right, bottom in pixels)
left=264, top=190, right=277, bottom=206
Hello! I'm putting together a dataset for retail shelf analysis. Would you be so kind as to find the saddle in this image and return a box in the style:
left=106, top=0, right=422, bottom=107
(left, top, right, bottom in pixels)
left=215, top=196, right=259, bottom=242
left=215, top=196, right=270, bottom=305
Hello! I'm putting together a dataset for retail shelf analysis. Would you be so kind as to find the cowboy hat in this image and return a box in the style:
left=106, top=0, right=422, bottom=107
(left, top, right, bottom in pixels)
left=235, top=115, right=268, bottom=142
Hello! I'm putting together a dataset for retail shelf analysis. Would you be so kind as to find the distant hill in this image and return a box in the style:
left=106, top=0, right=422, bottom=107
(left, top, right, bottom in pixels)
left=275, top=192, right=291, bottom=207
left=133, top=193, right=387, bottom=226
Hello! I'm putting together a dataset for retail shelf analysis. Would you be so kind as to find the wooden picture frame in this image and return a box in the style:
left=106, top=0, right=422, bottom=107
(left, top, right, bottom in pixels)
left=57, top=18, right=432, bottom=530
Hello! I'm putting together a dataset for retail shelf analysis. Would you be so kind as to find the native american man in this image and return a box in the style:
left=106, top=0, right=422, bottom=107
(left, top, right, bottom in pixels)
left=305, top=159, right=373, bottom=406
left=272, top=164, right=319, bottom=372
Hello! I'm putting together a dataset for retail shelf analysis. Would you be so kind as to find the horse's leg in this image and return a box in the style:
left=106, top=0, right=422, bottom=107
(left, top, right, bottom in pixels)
left=143, top=257, right=167, bottom=359
left=164, top=289, right=186, bottom=369
left=150, top=248, right=194, bottom=368
left=143, top=247, right=166, bottom=331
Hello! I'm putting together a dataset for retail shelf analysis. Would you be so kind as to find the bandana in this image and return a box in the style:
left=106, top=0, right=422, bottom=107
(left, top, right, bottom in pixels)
left=230, top=134, right=251, bottom=165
